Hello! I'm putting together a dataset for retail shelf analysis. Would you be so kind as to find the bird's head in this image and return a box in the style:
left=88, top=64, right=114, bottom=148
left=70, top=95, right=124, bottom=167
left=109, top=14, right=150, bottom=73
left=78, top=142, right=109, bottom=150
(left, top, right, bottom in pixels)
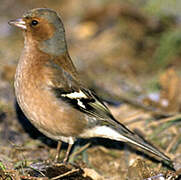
left=9, top=8, right=67, bottom=56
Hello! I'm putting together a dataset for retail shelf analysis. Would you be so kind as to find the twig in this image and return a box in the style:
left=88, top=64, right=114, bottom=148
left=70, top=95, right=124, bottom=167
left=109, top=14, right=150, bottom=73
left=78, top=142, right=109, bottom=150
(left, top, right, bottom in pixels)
left=51, top=169, right=79, bottom=180
left=148, top=114, right=181, bottom=127
left=29, top=166, right=46, bottom=177
left=123, top=111, right=144, bottom=125
left=70, top=143, right=90, bottom=160
left=166, top=131, right=178, bottom=154
left=20, top=175, right=48, bottom=179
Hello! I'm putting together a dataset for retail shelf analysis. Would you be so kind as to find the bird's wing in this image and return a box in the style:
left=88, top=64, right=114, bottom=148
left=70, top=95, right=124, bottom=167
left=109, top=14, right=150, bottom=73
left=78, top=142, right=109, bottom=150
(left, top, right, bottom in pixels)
left=53, top=85, right=115, bottom=120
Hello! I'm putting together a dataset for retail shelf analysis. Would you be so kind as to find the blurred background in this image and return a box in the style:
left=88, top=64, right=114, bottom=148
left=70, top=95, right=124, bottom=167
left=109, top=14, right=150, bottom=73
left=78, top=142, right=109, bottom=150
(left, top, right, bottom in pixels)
left=0, top=0, right=181, bottom=179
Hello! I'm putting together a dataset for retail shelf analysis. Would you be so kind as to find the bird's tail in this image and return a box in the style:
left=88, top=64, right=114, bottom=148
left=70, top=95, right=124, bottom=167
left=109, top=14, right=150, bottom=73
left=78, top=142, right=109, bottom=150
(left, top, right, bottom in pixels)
left=107, top=120, right=171, bottom=162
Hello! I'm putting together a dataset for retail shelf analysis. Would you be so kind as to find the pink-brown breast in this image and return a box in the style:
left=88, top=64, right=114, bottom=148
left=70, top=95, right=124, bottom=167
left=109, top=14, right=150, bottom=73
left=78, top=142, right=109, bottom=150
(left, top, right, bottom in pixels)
left=15, top=46, right=87, bottom=141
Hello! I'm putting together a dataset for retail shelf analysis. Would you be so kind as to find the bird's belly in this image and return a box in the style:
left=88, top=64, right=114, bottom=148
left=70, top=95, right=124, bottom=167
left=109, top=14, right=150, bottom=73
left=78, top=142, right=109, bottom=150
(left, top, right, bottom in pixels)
left=14, top=78, right=86, bottom=142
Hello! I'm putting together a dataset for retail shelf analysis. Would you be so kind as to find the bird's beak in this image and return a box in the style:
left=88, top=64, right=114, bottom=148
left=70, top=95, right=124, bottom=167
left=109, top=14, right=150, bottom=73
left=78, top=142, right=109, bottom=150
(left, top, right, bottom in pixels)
left=8, top=18, right=27, bottom=30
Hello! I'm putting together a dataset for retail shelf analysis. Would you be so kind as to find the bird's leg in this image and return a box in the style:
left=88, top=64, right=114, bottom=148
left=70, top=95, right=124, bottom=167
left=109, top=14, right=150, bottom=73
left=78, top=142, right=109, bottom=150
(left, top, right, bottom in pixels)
left=63, top=143, right=73, bottom=163
left=55, top=141, right=62, bottom=162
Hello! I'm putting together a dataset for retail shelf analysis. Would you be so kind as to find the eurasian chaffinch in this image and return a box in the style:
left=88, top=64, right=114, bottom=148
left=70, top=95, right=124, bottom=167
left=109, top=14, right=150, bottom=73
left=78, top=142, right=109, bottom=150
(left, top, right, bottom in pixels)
left=9, top=8, right=171, bottom=163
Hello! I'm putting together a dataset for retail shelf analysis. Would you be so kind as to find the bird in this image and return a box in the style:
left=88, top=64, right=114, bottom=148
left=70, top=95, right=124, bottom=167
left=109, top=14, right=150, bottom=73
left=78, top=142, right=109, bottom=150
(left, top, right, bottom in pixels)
left=9, top=8, right=171, bottom=163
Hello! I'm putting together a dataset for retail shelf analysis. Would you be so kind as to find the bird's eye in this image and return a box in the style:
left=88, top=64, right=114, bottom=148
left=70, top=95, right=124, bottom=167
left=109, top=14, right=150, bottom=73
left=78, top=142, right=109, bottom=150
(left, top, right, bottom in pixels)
left=31, top=20, right=39, bottom=26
